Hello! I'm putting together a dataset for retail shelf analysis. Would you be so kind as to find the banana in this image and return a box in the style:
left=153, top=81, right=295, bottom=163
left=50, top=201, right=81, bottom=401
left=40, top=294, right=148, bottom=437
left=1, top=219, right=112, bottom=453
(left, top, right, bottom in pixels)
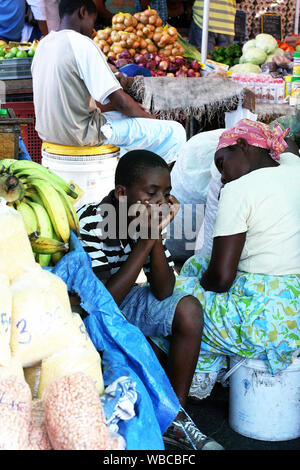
left=15, top=200, right=38, bottom=235
left=51, top=232, right=65, bottom=265
left=29, top=234, right=69, bottom=255
left=27, top=199, right=54, bottom=266
left=55, top=186, right=80, bottom=236
left=9, top=161, right=78, bottom=198
left=25, top=187, right=44, bottom=206
left=0, top=174, right=25, bottom=202
left=0, top=159, right=17, bottom=171
left=27, top=179, right=70, bottom=243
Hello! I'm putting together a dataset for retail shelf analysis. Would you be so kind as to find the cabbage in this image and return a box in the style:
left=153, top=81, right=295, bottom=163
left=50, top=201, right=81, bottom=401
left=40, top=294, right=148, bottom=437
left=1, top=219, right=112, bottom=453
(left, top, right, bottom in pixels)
left=243, top=47, right=267, bottom=65
left=229, top=63, right=262, bottom=73
left=255, top=33, right=278, bottom=55
left=263, top=48, right=285, bottom=64
left=242, top=39, right=257, bottom=53
left=239, top=55, right=247, bottom=63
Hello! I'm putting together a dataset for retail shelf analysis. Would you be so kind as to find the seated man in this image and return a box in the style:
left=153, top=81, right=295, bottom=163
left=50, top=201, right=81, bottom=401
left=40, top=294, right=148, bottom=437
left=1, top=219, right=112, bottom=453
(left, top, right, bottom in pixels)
left=31, top=0, right=186, bottom=163
left=78, top=149, right=223, bottom=450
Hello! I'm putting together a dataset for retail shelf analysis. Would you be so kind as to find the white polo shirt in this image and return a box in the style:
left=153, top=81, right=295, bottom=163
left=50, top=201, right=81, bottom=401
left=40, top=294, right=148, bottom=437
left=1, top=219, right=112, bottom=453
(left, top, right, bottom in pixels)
left=213, top=152, right=300, bottom=275
left=31, top=29, right=121, bottom=146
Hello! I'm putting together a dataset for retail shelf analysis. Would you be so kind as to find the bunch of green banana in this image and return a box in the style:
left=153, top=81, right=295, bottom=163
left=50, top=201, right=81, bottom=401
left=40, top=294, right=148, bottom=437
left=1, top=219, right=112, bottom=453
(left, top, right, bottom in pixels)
left=0, top=159, right=81, bottom=267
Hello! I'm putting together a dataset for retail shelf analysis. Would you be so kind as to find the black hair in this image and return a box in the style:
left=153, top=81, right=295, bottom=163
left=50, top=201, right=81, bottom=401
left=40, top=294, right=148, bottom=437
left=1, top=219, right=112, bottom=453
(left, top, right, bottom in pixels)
left=58, top=0, right=97, bottom=19
left=115, top=150, right=170, bottom=188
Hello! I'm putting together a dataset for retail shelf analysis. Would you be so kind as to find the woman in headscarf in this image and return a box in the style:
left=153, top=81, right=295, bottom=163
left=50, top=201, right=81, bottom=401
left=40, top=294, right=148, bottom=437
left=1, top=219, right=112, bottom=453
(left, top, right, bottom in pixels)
left=152, top=118, right=300, bottom=399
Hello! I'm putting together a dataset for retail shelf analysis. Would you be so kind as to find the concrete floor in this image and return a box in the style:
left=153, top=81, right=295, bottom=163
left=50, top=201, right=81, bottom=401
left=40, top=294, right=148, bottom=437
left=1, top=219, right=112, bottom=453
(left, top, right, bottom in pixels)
left=183, top=382, right=300, bottom=451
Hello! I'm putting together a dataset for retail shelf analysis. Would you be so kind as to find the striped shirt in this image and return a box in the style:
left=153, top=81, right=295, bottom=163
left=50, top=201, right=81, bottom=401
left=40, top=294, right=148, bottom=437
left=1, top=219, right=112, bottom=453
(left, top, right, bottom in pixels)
left=193, top=0, right=236, bottom=36
left=77, top=191, right=174, bottom=281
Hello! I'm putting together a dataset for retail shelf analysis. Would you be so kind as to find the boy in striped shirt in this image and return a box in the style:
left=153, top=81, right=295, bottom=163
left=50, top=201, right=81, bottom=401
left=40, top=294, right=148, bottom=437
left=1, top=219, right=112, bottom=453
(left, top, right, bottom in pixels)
left=78, top=149, right=223, bottom=450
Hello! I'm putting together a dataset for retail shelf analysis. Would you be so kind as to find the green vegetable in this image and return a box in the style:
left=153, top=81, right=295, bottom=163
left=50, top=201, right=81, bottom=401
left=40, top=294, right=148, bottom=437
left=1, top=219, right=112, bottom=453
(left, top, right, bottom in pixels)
left=243, top=47, right=267, bottom=65
left=242, top=39, right=257, bottom=53
left=176, top=33, right=202, bottom=62
left=255, top=33, right=278, bottom=55
left=229, top=63, right=262, bottom=73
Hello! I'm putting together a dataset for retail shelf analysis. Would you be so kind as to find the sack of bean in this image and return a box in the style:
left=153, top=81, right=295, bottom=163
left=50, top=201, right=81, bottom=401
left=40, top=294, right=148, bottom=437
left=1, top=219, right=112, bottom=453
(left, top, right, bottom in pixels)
left=0, top=375, right=32, bottom=450
left=44, top=372, right=110, bottom=450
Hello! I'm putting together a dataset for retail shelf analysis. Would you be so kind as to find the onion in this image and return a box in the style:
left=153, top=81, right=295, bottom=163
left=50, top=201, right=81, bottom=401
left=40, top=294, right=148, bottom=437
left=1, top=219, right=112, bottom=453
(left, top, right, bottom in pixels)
left=167, top=72, right=175, bottom=77
left=156, top=70, right=166, bottom=76
left=143, top=52, right=151, bottom=61
left=153, top=32, right=162, bottom=44
left=131, top=17, right=138, bottom=27
left=123, top=14, right=132, bottom=26
left=167, top=27, right=177, bottom=37
left=133, top=12, right=141, bottom=21
left=103, top=45, right=110, bottom=55
left=134, top=54, right=146, bottom=64
left=118, top=49, right=132, bottom=59
left=132, top=41, right=140, bottom=49
left=155, top=26, right=164, bottom=33
left=139, top=14, right=148, bottom=24
left=155, top=17, right=163, bottom=27
left=146, top=60, right=157, bottom=71
left=147, top=44, right=157, bottom=53
left=154, top=54, right=161, bottom=64
left=158, top=60, right=169, bottom=71
left=125, top=26, right=135, bottom=33
left=148, top=15, right=157, bottom=25
left=129, top=48, right=136, bottom=57
left=107, top=54, right=116, bottom=64
left=190, top=60, right=200, bottom=71
left=139, top=39, right=147, bottom=49
left=187, top=69, right=196, bottom=77
left=168, top=64, right=179, bottom=73
left=115, top=58, right=130, bottom=68
left=174, top=57, right=186, bottom=65
left=175, top=70, right=187, bottom=77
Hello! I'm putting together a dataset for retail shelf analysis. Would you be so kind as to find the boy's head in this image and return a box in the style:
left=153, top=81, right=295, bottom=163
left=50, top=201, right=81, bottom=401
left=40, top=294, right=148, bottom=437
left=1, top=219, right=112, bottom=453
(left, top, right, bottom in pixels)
left=59, top=0, right=97, bottom=37
left=114, top=150, right=172, bottom=206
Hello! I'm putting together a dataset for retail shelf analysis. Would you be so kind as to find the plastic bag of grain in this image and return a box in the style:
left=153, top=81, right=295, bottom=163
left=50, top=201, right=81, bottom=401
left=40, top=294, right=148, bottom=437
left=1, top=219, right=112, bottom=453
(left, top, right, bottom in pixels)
left=28, top=399, right=52, bottom=450
left=24, top=362, right=42, bottom=399
left=0, top=358, right=24, bottom=381
left=0, top=375, right=32, bottom=450
left=10, top=266, right=83, bottom=367
left=0, top=198, right=36, bottom=281
left=0, top=272, right=12, bottom=366
left=44, top=372, right=109, bottom=450
left=37, top=345, right=104, bottom=399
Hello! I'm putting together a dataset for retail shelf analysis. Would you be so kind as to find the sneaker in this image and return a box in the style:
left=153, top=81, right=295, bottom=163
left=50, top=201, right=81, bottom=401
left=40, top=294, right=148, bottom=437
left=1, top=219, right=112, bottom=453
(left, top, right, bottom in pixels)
left=163, top=415, right=224, bottom=451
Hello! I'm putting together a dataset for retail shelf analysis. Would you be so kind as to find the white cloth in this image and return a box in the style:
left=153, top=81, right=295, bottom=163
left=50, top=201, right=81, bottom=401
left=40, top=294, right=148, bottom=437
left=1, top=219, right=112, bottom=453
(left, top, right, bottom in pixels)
left=26, top=0, right=46, bottom=21
left=214, top=152, right=300, bottom=275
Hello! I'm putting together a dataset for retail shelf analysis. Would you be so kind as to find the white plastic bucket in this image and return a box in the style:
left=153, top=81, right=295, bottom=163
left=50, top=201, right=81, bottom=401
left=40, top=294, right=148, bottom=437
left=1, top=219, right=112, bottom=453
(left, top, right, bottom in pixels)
left=227, top=355, right=300, bottom=441
left=42, top=149, right=119, bottom=210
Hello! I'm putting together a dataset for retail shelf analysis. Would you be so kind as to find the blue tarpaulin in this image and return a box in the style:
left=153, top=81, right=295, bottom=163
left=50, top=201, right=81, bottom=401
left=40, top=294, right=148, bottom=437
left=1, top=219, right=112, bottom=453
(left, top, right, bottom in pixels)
left=48, top=233, right=180, bottom=450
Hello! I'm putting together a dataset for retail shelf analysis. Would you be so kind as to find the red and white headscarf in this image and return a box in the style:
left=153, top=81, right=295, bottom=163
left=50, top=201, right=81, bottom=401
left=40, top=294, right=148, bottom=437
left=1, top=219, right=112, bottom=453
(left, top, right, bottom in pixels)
left=216, top=119, right=290, bottom=162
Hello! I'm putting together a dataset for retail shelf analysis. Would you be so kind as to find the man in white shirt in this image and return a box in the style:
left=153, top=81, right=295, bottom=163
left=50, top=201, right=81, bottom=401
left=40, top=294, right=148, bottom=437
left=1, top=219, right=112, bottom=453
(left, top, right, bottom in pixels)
left=31, top=0, right=186, bottom=163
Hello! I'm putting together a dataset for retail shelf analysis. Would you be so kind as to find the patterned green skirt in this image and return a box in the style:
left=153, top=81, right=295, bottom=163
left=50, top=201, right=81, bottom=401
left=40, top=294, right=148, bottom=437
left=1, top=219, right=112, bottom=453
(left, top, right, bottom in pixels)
left=152, top=256, right=300, bottom=383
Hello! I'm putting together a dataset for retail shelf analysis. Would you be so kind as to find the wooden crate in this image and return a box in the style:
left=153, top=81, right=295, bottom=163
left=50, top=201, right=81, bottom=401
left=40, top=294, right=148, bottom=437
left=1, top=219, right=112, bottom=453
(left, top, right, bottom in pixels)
left=0, top=109, right=20, bottom=159
left=0, top=108, right=33, bottom=160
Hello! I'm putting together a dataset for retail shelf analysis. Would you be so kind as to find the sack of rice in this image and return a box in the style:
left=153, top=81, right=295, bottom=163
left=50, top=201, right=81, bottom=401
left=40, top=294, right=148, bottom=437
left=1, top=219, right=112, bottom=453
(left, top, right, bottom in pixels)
left=0, top=357, right=24, bottom=381
left=0, top=198, right=36, bottom=281
left=37, top=345, right=104, bottom=399
left=10, top=267, right=81, bottom=367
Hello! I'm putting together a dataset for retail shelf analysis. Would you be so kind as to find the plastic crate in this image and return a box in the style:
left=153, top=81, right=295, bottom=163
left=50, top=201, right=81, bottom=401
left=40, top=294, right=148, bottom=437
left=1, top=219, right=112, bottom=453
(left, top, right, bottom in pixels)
left=0, top=57, right=32, bottom=80
left=2, top=101, right=42, bottom=163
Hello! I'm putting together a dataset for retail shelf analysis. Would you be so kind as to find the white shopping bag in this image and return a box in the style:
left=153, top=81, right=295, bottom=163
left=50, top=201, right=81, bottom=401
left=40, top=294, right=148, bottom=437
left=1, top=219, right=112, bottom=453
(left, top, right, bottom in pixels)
left=225, top=99, right=257, bottom=128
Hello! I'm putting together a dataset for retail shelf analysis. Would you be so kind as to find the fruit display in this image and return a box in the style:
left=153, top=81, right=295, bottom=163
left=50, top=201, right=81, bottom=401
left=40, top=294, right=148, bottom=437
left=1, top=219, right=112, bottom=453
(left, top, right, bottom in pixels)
left=0, top=40, right=37, bottom=59
left=111, top=50, right=201, bottom=77
left=94, top=9, right=186, bottom=65
left=0, top=159, right=80, bottom=267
